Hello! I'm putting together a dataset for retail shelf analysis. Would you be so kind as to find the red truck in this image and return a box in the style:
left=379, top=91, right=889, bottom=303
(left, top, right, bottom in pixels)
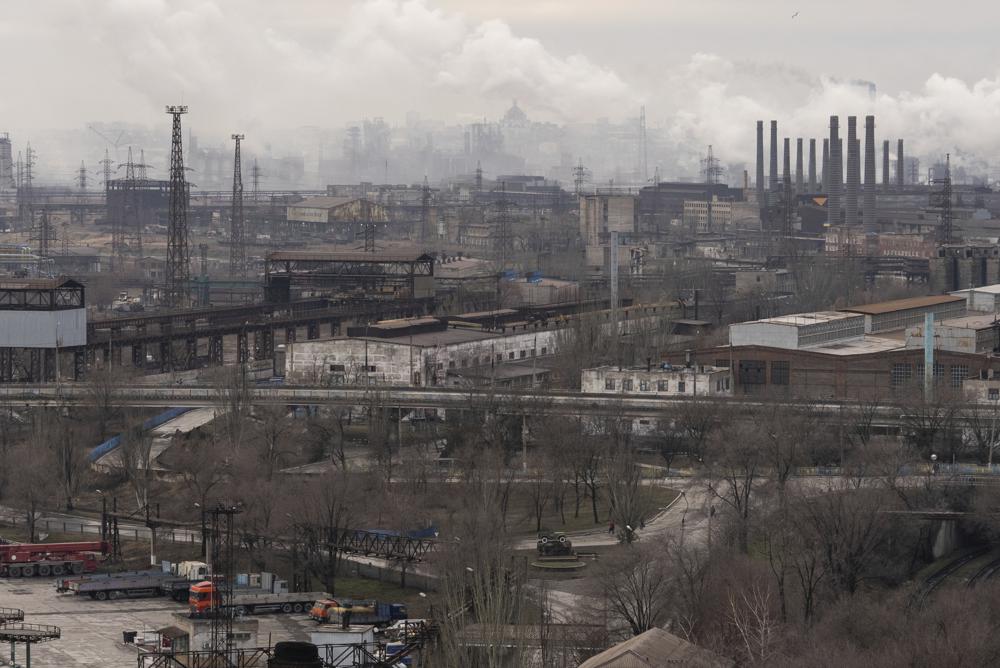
left=0, top=541, right=108, bottom=578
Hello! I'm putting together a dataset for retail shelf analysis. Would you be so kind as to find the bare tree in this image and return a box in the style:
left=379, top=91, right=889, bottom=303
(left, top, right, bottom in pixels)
left=211, top=365, right=253, bottom=451
left=728, top=580, right=778, bottom=664
left=6, top=434, right=58, bottom=541
left=48, top=410, right=90, bottom=511
left=704, top=422, right=765, bottom=553
left=117, top=424, right=156, bottom=509
left=597, top=544, right=671, bottom=636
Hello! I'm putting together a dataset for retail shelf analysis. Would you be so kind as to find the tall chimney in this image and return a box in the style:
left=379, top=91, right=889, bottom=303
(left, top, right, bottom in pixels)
left=769, top=120, right=778, bottom=191
left=821, top=138, right=829, bottom=193
left=897, top=139, right=905, bottom=187
left=808, top=139, right=817, bottom=192
left=755, top=121, right=765, bottom=211
left=795, top=138, right=804, bottom=193
left=882, top=139, right=890, bottom=190
left=783, top=137, right=791, bottom=186
left=845, top=116, right=859, bottom=226
left=827, top=116, right=841, bottom=227
left=863, top=115, right=877, bottom=242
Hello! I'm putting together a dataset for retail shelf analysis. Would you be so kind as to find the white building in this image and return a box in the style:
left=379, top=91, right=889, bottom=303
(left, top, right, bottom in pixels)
left=581, top=364, right=732, bottom=397
left=729, top=312, right=865, bottom=350
left=906, top=314, right=1000, bottom=355
left=952, top=284, right=1000, bottom=314
left=683, top=197, right=733, bottom=233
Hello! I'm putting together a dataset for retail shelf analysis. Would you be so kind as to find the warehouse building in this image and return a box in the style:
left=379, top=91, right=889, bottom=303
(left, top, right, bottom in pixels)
left=840, top=294, right=965, bottom=334
left=582, top=363, right=731, bottom=397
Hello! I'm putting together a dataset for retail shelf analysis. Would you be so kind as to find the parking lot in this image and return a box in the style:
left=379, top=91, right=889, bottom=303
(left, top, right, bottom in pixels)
left=0, top=578, right=316, bottom=667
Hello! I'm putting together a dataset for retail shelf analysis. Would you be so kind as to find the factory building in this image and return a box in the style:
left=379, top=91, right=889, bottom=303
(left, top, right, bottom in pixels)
left=285, top=196, right=388, bottom=228
left=0, top=277, right=86, bottom=382
left=581, top=364, right=732, bottom=397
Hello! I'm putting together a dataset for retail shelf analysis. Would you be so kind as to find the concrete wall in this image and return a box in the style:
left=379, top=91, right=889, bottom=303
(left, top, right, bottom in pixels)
left=729, top=322, right=800, bottom=349
left=0, top=308, right=86, bottom=348
left=581, top=366, right=732, bottom=396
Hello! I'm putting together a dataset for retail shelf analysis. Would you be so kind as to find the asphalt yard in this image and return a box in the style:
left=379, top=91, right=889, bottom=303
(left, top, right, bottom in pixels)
left=0, top=577, right=315, bottom=667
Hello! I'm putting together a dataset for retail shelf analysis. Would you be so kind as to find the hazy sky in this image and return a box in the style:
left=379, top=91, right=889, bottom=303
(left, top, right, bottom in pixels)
left=4, top=0, right=1000, bottom=169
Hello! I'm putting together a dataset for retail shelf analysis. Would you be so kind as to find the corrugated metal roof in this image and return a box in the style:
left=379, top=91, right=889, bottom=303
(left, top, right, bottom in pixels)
left=579, top=627, right=734, bottom=668
left=267, top=251, right=432, bottom=263
left=0, top=276, right=81, bottom=290
left=842, top=294, right=964, bottom=315
left=287, top=196, right=358, bottom=209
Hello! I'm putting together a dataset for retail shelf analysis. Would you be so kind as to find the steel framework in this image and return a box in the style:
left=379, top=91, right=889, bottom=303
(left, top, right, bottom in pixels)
left=165, top=105, right=190, bottom=307
left=264, top=251, right=434, bottom=302
left=329, top=528, right=435, bottom=561
left=230, top=133, right=246, bottom=277
left=137, top=641, right=407, bottom=668
left=931, top=154, right=954, bottom=245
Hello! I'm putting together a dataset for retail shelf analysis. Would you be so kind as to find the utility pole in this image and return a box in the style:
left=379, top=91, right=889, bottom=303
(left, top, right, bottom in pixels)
left=165, top=105, right=190, bottom=307
left=230, top=133, right=246, bottom=278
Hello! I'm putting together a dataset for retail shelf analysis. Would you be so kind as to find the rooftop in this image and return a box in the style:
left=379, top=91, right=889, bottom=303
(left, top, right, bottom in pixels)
left=267, top=251, right=433, bottom=263
left=804, top=335, right=905, bottom=356
left=842, top=294, right=964, bottom=316
left=749, top=311, right=859, bottom=326
left=579, top=626, right=734, bottom=668
left=936, top=314, right=1000, bottom=330
left=0, top=277, right=82, bottom=290
left=288, top=196, right=358, bottom=209
left=954, top=284, right=1000, bottom=295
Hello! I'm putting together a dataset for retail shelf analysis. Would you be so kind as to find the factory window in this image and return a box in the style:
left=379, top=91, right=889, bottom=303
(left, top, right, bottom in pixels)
left=364, top=365, right=376, bottom=373
left=989, top=388, right=1000, bottom=401
left=677, top=381, right=686, bottom=393
left=890, top=363, right=913, bottom=387
left=531, top=349, right=537, bottom=357
left=448, top=360, right=455, bottom=369
left=605, top=378, right=615, bottom=390
left=508, top=352, right=515, bottom=360
left=496, top=354, right=503, bottom=363
left=520, top=350, right=527, bottom=359
left=329, top=364, right=345, bottom=372
left=622, top=379, right=634, bottom=392
left=460, top=358, right=468, bottom=368
left=541, top=347, right=548, bottom=355
left=657, top=380, right=669, bottom=392
left=738, top=360, right=766, bottom=385
left=770, top=361, right=790, bottom=386
left=715, top=359, right=729, bottom=369
left=639, top=380, right=650, bottom=392
left=951, top=365, right=969, bottom=388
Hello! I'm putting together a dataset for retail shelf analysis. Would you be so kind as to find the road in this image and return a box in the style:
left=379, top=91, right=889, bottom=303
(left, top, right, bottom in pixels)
left=0, top=382, right=984, bottom=424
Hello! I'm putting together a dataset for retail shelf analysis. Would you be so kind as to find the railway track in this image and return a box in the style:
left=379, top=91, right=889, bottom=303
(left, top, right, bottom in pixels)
left=914, top=546, right=991, bottom=605
left=967, top=553, right=1000, bottom=588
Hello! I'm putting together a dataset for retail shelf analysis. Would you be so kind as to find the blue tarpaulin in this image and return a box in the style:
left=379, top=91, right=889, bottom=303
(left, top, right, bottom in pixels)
left=87, top=407, right=193, bottom=463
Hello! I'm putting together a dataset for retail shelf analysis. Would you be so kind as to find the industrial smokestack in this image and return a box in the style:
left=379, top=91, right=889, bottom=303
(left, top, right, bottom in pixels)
left=769, top=120, right=778, bottom=191
left=783, top=137, right=791, bottom=186
left=827, top=116, right=841, bottom=227
left=821, top=138, right=829, bottom=193
left=808, top=139, right=817, bottom=192
left=863, top=115, right=877, bottom=242
left=795, top=138, right=804, bottom=193
left=845, top=116, right=859, bottom=226
left=882, top=139, right=890, bottom=190
left=755, top=121, right=765, bottom=211
left=897, top=139, right=905, bottom=187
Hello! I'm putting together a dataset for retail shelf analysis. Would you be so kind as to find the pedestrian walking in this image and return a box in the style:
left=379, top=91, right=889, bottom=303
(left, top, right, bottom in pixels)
left=608, top=521, right=615, bottom=534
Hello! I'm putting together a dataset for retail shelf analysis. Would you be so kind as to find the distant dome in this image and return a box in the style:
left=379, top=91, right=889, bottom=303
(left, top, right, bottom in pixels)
left=503, top=100, right=528, bottom=125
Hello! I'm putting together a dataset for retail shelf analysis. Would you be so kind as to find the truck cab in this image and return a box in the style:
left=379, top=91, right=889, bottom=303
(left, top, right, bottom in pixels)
left=188, top=581, right=216, bottom=616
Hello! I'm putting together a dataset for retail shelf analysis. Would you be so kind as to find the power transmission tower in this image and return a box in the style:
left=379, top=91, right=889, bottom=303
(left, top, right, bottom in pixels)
left=230, top=134, right=246, bottom=278
left=638, top=106, right=648, bottom=182
left=33, top=207, right=54, bottom=258
left=475, top=161, right=483, bottom=191
left=701, top=145, right=724, bottom=232
left=931, top=153, right=954, bottom=246
left=207, top=503, right=241, bottom=659
left=61, top=222, right=69, bottom=256
left=573, top=159, right=590, bottom=196
left=77, top=161, right=87, bottom=191
left=492, top=182, right=513, bottom=307
left=18, top=143, right=35, bottom=232
left=250, top=158, right=260, bottom=203
left=420, top=175, right=432, bottom=244
left=137, top=149, right=149, bottom=181
left=165, top=105, right=191, bottom=307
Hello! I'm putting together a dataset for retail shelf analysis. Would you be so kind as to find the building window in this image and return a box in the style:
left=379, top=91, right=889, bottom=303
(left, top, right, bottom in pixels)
left=496, top=354, right=503, bottom=362
left=448, top=360, right=455, bottom=369
left=329, top=364, right=345, bottom=372
left=951, top=365, right=969, bottom=388
left=605, top=378, right=615, bottom=390
left=365, top=365, right=376, bottom=373
left=657, top=380, right=669, bottom=392
left=990, top=388, right=999, bottom=401
left=508, top=352, right=515, bottom=360
left=890, top=363, right=913, bottom=387
left=520, top=350, right=527, bottom=359
left=771, top=361, right=790, bottom=385
left=531, top=349, right=537, bottom=357
left=715, top=358, right=729, bottom=369
left=541, top=347, right=548, bottom=355
left=460, top=358, right=468, bottom=368
left=639, top=380, right=650, bottom=392
left=738, top=360, right=766, bottom=385
left=678, top=381, right=686, bottom=393
left=622, top=379, right=634, bottom=392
